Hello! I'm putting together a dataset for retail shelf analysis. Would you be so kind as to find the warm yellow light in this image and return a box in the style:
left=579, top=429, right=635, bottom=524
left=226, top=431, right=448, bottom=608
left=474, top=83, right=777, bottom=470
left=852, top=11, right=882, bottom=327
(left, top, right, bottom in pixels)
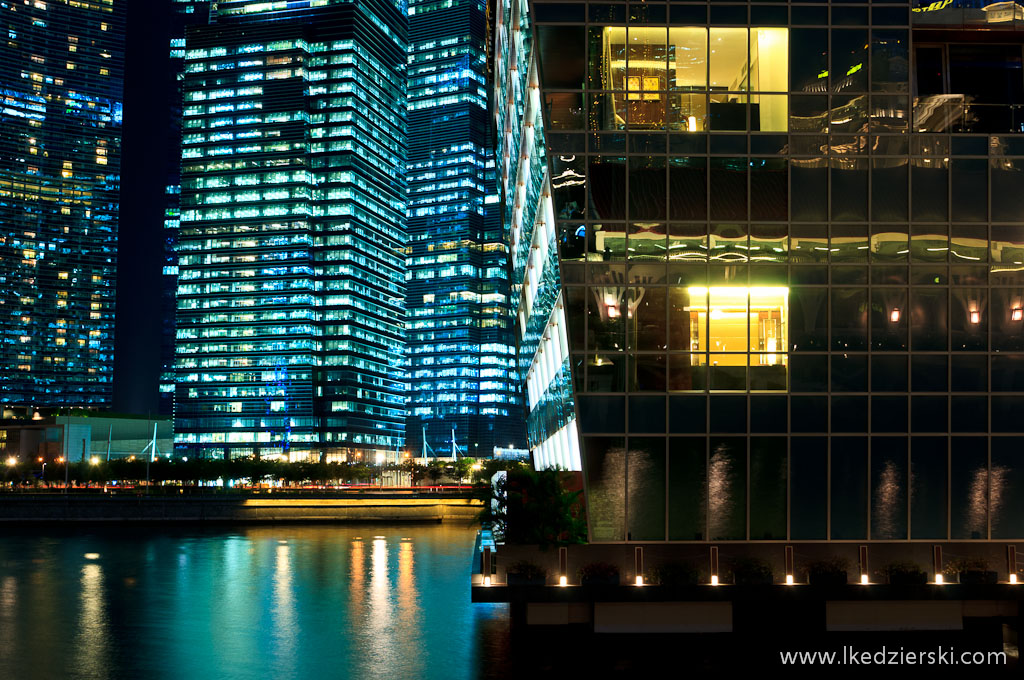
left=84, top=553, right=99, bottom=560
left=935, top=574, right=944, bottom=585
left=861, top=574, right=869, bottom=585
left=969, top=310, right=980, bottom=325
left=687, top=115, right=697, bottom=132
left=90, top=457, right=99, bottom=465
left=710, top=574, right=719, bottom=586
left=483, top=576, right=491, bottom=587
left=635, top=575, right=644, bottom=586
left=1011, top=574, right=1018, bottom=584
left=5, top=457, right=16, bottom=466
left=890, top=308, right=901, bottom=323
left=1013, top=307, right=1023, bottom=322
left=785, top=574, right=794, bottom=585
left=559, top=575, right=567, bottom=587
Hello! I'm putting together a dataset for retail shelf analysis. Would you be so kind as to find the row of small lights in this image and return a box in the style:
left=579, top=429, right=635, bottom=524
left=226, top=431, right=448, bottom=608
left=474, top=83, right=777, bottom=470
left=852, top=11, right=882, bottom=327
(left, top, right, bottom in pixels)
left=483, top=572, right=1019, bottom=587
left=6, top=455, right=152, bottom=466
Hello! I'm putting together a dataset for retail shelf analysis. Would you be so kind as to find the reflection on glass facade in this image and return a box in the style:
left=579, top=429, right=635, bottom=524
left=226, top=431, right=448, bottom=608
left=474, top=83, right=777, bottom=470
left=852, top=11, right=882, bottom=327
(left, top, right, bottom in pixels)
left=0, top=1, right=126, bottom=408
left=175, top=0, right=408, bottom=461
left=405, top=0, right=525, bottom=457
left=500, top=0, right=1024, bottom=541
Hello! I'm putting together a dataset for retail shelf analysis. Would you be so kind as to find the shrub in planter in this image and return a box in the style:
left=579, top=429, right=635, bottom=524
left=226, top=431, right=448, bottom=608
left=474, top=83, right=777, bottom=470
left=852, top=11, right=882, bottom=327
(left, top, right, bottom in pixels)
left=729, top=557, right=774, bottom=586
left=944, top=557, right=997, bottom=585
left=651, top=562, right=701, bottom=587
left=881, top=561, right=927, bottom=585
left=803, top=557, right=850, bottom=587
left=577, top=561, right=620, bottom=586
left=507, top=560, right=547, bottom=586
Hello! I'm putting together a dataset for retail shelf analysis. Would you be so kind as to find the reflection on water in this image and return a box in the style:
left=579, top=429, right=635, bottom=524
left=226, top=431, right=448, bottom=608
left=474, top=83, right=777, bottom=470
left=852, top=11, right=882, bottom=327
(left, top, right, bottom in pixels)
left=0, top=525, right=507, bottom=680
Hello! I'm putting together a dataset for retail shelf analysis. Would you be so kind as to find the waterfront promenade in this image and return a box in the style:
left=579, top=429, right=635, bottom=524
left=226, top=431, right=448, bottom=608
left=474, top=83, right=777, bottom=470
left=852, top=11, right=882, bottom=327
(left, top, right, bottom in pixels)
left=0, top=490, right=482, bottom=523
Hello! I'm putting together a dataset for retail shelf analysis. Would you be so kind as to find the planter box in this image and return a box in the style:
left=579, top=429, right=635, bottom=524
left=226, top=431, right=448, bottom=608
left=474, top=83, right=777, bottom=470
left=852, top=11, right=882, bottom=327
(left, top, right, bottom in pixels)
left=887, top=572, right=928, bottom=586
left=808, top=571, right=848, bottom=587
left=958, top=570, right=997, bottom=585
left=581, top=574, right=620, bottom=587
left=507, top=573, right=547, bottom=586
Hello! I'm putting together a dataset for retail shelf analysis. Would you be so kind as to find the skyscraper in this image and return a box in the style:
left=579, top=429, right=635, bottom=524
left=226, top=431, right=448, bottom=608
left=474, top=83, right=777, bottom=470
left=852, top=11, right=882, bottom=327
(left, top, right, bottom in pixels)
left=405, top=0, right=524, bottom=457
left=0, top=0, right=126, bottom=409
left=159, top=1, right=215, bottom=416
left=499, top=0, right=1024, bottom=542
left=174, top=0, right=408, bottom=461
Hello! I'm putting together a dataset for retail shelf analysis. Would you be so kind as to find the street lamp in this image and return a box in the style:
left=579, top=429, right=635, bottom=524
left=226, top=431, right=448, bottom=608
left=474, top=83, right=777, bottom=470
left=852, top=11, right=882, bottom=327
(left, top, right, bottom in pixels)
left=5, top=457, right=15, bottom=467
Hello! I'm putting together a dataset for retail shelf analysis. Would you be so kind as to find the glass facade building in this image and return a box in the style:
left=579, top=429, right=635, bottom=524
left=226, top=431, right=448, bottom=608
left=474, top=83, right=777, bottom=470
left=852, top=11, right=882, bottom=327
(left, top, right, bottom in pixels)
left=498, top=0, right=1024, bottom=541
left=405, top=0, right=525, bottom=457
left=174, top=0, right=408, bottom=461
left=0, top=0, right=126, bottom=408
left=160, top=1, right=215, bottom=416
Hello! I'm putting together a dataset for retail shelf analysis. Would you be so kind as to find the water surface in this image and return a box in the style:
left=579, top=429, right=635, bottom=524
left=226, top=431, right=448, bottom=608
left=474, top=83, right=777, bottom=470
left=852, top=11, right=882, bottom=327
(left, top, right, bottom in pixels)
left=0, top=524, right=509, bottom=680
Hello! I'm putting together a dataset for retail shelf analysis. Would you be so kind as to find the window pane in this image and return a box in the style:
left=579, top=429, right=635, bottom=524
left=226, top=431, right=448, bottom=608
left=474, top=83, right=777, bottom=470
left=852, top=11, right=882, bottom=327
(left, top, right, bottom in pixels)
left=588, top=286, right=625, bottom=351
left=584, top=437, right=626, bottom=541
left=668, top=158, right=707, bottom=220
left=992, top=288, right=1024, bottom=351
left=791, top=437, right=827, bottom=539
left=911, top=159, right=948, bottom=222
left=831, top=437, right=868, bottom=539
left=871, top=437, right=908, bottom=540
left=590, top=26, right=625, bottom=90
left=911, top=437, right=948, bottom=540
left=831, top=29, right=868, bottom=92
left=951, top=437, right=987, bottom=540
left=750, top=437, right=787, bottom=539
left=669, top=27, right=706, bottom=90
left=668, top=93, right=707, bottom=131
left=790, top=28, right=827, bottom=94
left=911, top=288, right=948, bottom=351
left=708, top=437, right=747, bottom=540
left=669, top=353, right=707, bottom=391
left=627, top=437, right=666, bottom=540
left=749, top=28, right=788, bottom=93
left=709, top=28, right=749, bottom=92
left=538, top=26, right=586, bottom=89
left=669, top=437, right=706, bottom=540
left=709, top=158, right=747, bottom=220
left=871, top=288, right=908, bottom=351
left=832, top=287, right=868, bottom=350
left=991, top=437, right=1024, bottom=539
left=629, top=158, right=666, bottom=221
left=911, top=225, right=948, bottom=263
left=749, top=159, right=788, bottom=218
left=589, top=157, right=627, bottom=219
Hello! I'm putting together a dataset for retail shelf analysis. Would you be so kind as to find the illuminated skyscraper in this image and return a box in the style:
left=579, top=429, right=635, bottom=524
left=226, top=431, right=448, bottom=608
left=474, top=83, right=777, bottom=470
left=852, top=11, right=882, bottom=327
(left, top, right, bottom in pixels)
left=0, top=0, right=126, bottom=408
left=405, top=0, right=524, bottom=458
left=174, top=0, right=407, bottom=461
left=159, top=1, right=214, bottom=416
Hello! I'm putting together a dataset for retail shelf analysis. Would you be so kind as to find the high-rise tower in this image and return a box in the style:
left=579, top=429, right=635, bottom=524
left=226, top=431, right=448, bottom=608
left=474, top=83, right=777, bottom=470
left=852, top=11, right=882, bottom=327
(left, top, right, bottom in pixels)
left=0, top=0, right=126, bottom=409
left=174, top=0, right=408, bottom=461
left=405, top=0, right=525, bottom=458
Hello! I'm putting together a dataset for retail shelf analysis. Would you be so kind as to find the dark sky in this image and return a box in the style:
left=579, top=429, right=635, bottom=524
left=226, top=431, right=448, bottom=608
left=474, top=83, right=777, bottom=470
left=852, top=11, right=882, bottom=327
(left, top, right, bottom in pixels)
left=111, top=2, right=174, bottom=415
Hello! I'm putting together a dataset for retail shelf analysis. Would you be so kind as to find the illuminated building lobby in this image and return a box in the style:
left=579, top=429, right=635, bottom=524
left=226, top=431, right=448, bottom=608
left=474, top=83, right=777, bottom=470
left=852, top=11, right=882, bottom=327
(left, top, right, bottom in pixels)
left=497, top=0, right=1024, bottom=543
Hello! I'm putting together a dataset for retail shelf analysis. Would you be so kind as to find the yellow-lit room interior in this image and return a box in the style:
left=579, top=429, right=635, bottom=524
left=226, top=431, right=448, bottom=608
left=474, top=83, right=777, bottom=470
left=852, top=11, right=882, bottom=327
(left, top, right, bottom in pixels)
left=597, top=26, right=788, bottom=131
left=685, top=286, right=788, bottom=367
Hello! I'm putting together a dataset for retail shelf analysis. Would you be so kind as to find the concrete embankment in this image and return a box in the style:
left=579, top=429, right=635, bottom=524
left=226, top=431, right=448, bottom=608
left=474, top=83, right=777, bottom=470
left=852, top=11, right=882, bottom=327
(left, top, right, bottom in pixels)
left=0, top=494, right=483, bottom=523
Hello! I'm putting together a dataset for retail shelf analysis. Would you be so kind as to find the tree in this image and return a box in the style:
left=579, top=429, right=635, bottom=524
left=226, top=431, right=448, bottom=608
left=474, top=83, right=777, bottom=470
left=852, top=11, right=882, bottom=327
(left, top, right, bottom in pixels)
left=453, top=458, right=473, bottom=489
left=426, top=461, right=446, bottom=485
left=498, top=467, right=587, bottom=547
